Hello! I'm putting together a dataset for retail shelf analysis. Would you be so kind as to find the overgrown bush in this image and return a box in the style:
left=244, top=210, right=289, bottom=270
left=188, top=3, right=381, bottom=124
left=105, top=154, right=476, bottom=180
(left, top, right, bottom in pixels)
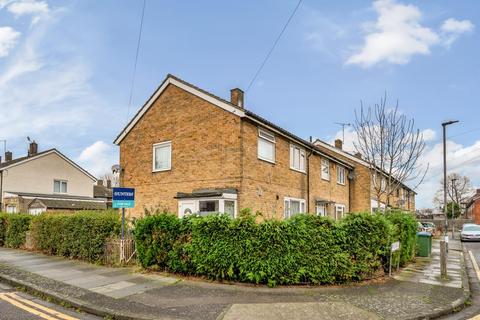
left=0, top=213, right=8, bottom=246
left=134, top=211, right=415, bottom=286
left=3, top=214, right=32, bottom=248
left=384, top=210, right=417, bottom=266
left=30, top=210, right=120, bottom=262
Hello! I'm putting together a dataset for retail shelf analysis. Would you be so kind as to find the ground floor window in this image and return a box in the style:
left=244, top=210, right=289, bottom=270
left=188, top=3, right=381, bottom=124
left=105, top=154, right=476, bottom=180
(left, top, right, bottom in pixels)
left=316, top=203, right=327, bottom=217
left=178, top=198, right=236, bottom=218
left=284, top=197, right=306, bottom=219
left=335, top=204, right=346, bottom=220
left=6, top=205, right=17, bottom=213
left=28, top=207, right=46, bottom=215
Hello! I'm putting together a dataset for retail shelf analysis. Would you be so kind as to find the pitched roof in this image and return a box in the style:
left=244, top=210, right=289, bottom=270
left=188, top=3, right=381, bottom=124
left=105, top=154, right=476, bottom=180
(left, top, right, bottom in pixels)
left=0, top=149, right=96, bottom=182
left=28, top=198, right=107, bottom=210
left=5, top=191, right=103, bottom=201
left=113, top=74, right=353, bottom=169
left=94, top=184, right=113, bottom=198
left=313, top=139, right=416, bottom=194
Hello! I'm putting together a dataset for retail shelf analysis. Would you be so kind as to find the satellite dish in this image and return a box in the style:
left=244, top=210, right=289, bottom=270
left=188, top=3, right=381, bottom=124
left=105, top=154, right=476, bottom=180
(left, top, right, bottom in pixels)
left=111, top=164, right=121, bottom=173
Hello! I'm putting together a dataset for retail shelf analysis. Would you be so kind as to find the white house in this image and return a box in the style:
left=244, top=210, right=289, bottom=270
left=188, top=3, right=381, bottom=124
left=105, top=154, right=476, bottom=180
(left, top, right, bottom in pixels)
left=0, top=142, right=106, bottom=214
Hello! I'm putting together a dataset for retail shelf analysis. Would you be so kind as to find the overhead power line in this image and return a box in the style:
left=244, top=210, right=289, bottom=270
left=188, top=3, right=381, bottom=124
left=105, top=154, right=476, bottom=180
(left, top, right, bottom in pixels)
left=126, top=0, right=147, bottom=122
left=246, top=0, right=303, bottom=92
left=448, top=127, right=480, bottom=139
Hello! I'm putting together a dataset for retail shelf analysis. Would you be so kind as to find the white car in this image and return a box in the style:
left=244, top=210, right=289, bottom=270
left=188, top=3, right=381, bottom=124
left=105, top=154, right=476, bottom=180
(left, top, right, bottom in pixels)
left=460, top=224, right=480, bottom=242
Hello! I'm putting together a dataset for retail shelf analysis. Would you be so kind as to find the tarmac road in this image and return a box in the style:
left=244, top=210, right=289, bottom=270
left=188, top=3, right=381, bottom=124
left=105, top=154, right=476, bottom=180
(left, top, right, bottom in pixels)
left=0, top=282, right=100, bottom=320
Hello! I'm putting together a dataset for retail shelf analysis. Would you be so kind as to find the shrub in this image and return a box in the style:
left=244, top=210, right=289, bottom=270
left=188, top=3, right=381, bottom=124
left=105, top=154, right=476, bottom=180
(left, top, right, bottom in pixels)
left=384, top=210, right=417, bottom=266
left=338, top=213, right=392, bottom=280
left=0, top=213, right=8, bottom=246
left=30, top=210, right=120, bottom=262
left=134, top=211, right=416, bottom=286
left=4, top=214, right=32, bottom=248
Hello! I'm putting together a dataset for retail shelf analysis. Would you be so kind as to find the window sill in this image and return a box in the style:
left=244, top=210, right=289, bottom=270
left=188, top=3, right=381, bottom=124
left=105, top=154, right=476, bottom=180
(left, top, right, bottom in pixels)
left=337, top=182, right=346, bottom=186
left=321, top=177, right=330, bottom=181
left=258, top=157, right=275, bottom=165
left=290, top=167, right=306, bottom=174
left=152, top=168, right=171, bottom=173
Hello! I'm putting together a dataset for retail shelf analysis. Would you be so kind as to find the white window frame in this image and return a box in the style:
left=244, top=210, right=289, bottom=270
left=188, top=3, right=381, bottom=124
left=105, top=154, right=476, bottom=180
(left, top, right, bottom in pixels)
left=152, top=141, right=172, bottom=172
left=290, top=144, right=306, bottom=173
left=6, top=205, right=17, bottom=213
left=54, top=180, right=68, bottom=194
left=335, top=204, right=346, bottom=220
left=316, top=203, right=327, bottom=217
left=321, top=159, right=330, bottom=180
left=257, top=128, right=276, bottom=163
left=336, top=165, right=345, bottom=185
left=284, top=197, right=306, bottom=219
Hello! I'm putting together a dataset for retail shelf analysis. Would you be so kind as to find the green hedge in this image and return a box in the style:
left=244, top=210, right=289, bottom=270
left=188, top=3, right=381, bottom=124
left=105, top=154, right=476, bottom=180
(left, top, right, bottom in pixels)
left=0, top=213, right=32, bottom=248
left=134, top=211, right=417, bottom=286
left=30, top=211, right=120, bottom=262
left=384, top=210, right=418, bottom=266
left=0, top=213, right=6, bottom=246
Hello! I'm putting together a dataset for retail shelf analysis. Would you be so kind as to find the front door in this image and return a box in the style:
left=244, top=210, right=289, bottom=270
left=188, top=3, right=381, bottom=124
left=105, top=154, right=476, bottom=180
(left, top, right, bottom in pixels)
left=179, top=201, right=195, bottom=218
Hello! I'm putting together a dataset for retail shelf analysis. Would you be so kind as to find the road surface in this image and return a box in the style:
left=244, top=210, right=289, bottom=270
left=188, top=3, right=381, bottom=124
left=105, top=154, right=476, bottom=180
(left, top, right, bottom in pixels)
left=0, top=282, right=99, bottom=320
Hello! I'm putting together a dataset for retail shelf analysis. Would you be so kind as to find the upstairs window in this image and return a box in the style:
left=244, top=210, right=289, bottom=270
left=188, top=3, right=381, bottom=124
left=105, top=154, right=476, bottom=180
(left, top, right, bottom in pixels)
left=54, top=180, right=67, bottom=193
left=153, top=141, right=172, bottom=172
left=258, top=129, right=275, bottom=163
left=321, top=159, right=330, bottom=180
left=336, top=165, right=345, bottom=185
left=290, top=144, right=306, bottom=172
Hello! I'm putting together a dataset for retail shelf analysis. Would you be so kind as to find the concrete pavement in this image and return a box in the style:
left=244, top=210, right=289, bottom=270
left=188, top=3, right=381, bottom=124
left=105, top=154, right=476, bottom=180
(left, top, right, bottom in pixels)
left=0, top=239, right=470, bottom=320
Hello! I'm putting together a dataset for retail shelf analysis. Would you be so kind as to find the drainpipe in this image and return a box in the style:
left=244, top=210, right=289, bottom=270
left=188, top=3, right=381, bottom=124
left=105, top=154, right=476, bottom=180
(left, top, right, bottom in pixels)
left=307, top=136, right=314, bottom=213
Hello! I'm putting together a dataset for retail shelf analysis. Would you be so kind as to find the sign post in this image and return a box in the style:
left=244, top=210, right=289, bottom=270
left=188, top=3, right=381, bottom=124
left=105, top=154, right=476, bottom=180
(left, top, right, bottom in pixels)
left=389, top=241, right=400, bottom=277
left=112, top=188, right=135, bottom=263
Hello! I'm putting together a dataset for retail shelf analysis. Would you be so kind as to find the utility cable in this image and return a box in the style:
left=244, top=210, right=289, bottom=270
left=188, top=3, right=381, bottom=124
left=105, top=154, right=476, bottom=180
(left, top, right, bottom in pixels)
left=246, top=0, right=303, bottom=92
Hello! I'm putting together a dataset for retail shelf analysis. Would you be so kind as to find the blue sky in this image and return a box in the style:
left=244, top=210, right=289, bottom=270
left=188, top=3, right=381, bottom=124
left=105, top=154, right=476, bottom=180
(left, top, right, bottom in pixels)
left=0, top=0, right=478, bottom=208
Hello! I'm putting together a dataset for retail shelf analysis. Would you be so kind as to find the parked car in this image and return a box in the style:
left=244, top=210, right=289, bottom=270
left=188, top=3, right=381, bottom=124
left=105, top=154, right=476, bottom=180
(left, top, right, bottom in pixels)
left=421, top=222, right=436, bottom=234
left=460, top=224, right=480, bottom=242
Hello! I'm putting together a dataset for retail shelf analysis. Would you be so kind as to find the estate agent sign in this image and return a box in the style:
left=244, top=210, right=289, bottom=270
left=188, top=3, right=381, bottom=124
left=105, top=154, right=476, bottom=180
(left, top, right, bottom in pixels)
left=112, top=188, right=135, bottom=209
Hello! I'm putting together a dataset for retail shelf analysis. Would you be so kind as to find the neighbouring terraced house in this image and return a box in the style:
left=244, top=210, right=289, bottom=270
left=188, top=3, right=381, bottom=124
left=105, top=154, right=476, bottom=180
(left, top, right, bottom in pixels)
left=0, top=142, right=106, bottom=214
left=115, top=74, right=415, bottom=219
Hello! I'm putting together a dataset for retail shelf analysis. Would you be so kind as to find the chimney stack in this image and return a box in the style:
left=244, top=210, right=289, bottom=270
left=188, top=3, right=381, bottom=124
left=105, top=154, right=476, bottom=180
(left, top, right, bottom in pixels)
left=354, top=152, right=362, bottom=159
left=230, top=88, right=244, bottom=108
left=98, top=179, right=104, bottom=186
left=5, top=151, right=12, bottom=162
left=107, top=180, right=112, bottom=188
left=334, top=139, right=343, bottom=150
left=28, top=141, right=38, bottom=156
left=477, top=189, right=480, bottom=195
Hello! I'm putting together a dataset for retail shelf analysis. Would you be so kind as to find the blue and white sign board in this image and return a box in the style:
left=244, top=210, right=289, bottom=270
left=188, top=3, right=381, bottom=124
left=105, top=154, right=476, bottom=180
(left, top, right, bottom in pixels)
left=112, top=188, right=135, bottom=209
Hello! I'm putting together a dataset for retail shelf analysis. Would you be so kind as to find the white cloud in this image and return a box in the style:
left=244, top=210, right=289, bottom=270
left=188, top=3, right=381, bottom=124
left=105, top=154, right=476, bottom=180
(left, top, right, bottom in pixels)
left=346, top=0, right=474, bottom=67
left=0, top=26, right=21, bottom=57
left=7, top=0, right=49, bottom=25
left=441, top=18, right=474, bottom=47
left=421, top=128, right=436, bottom=142
left=77, top=141, right=118, bottom=178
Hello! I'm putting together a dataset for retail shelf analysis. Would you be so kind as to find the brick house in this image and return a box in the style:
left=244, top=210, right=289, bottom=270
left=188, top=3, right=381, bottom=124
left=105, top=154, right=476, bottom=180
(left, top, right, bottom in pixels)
left=115, top=74, right=354, bottom=220
left=466, top=190, right=480, bottom=224
left=314, top=139, right=416, bottom=212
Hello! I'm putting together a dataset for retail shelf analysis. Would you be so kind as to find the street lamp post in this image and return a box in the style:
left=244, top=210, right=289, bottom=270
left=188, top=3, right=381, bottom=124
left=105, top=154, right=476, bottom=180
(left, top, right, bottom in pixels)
left=440, top=120, right=459, bottom=278
left=442, top=120, right=459, bottom=236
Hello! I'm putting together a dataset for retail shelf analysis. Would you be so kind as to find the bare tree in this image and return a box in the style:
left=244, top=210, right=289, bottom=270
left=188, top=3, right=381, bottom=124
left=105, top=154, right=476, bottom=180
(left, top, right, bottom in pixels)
left=353, top=94, right=428, bottom=209
left=98, top=172, right=120, bottom=188
left=433, top=173, right=474, bottom=209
